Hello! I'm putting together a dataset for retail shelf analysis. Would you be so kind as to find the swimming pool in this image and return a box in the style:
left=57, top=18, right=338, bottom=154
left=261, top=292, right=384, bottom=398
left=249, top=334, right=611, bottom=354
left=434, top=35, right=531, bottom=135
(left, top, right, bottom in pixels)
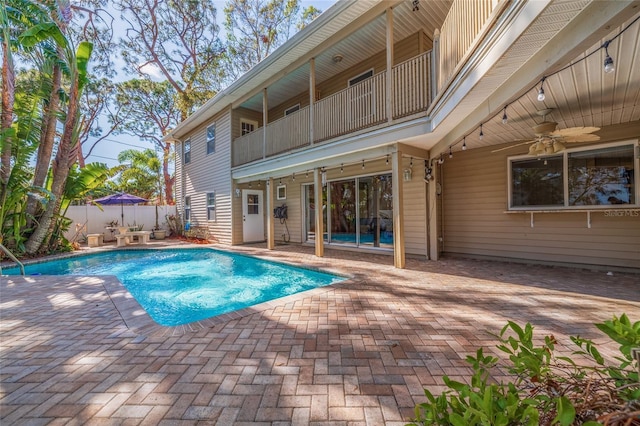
left=2, top=249, right=345, bottom=326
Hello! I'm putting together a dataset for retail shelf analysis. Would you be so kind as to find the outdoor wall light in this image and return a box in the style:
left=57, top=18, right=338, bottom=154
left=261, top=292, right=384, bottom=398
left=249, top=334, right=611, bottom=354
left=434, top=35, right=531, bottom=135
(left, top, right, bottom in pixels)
left=235, top=188, right=241, bottom=198
left=403, top=168, right=412, bottom=182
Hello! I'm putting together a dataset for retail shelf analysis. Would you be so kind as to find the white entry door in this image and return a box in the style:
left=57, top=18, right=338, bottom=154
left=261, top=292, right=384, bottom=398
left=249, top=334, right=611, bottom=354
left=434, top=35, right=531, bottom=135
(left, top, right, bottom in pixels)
left=242, top=189, right=264, bottom=242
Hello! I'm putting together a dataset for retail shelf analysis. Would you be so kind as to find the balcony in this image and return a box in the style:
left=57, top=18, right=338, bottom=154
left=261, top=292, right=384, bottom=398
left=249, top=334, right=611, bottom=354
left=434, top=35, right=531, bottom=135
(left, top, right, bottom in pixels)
left=232, top=51, right=432, bottom=167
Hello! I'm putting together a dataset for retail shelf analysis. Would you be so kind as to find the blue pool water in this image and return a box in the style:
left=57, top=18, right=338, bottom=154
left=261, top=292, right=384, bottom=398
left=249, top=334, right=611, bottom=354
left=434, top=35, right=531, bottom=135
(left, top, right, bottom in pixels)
left=2, top=249, right=344, bottom=326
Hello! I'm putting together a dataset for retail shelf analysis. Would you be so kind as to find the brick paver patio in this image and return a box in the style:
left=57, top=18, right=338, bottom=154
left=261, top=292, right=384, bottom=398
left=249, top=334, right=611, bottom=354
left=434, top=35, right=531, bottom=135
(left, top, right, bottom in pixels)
left=1, top=242, right=639, bottom=425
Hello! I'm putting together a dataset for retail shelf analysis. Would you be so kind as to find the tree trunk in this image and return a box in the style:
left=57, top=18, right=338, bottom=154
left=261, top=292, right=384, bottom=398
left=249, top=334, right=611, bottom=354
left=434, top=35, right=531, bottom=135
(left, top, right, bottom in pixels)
left=162, top=141, right=174, bottom=204
left=26, top=62, right=62, bottom=226
left=24, top=74, right=80, bottom=254
left=1, top=37, right=15, bottom=191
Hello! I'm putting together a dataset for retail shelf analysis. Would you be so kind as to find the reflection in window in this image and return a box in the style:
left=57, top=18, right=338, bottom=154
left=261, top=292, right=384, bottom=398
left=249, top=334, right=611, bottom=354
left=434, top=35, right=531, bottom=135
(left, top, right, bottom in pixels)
left=184, top=140, right=191, bottom=164
left=206, top=124, right=215, bottom=154
left=207, top=192, right=216, bottom=220
left=511, top=157, right=564, bottom=207
left=184, top=196, right=191, bottom=221
left=569, top=145, right=634, bottom=206
left=247, top=194, right=259, bottom=214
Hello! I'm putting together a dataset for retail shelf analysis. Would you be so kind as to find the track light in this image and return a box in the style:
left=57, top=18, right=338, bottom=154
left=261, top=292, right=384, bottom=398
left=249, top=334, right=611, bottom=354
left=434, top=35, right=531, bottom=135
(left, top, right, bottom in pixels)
left=462, top=137, right=467, bottom=150
left=502, top=106, right=508, bottom=124
left=479, top=124, right=484, bottom=140
left=603, top=41, right=615, bottom=73
left=537, top=77, right=546, bottom=102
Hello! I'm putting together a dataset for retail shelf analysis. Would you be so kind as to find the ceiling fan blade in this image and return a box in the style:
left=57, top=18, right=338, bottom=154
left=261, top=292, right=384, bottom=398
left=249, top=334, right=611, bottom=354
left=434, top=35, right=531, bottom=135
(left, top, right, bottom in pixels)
left=491, top=140, right=534, bottom=153
left=562, top=134, right=601, bottom=143
left=551, top=126, right=600, bottom=137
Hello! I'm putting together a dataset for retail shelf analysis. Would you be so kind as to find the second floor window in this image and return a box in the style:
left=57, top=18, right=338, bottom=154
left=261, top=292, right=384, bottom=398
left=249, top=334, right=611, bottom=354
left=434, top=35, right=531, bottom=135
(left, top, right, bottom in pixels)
left=184, top=140, right=191, bottom=164
left=184, top=196, right=191, bottom=221
left=207, top=192, right=216, bottom=221
left=241, top=119, right=257, bottom=136
left=206, top=124, right=215, bottom=154
left=284, top=104, right=300, bottom=116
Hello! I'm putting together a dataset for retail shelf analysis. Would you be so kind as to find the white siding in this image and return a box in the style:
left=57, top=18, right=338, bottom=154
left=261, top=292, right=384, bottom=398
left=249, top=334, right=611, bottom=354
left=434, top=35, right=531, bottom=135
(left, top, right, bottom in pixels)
left=181, top=109, right=233, bottom=244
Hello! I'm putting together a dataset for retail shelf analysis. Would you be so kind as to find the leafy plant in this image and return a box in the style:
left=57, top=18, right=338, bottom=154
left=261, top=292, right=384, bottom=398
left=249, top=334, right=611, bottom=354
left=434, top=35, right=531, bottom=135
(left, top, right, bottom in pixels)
left=409, top=314, right=640, bottom=426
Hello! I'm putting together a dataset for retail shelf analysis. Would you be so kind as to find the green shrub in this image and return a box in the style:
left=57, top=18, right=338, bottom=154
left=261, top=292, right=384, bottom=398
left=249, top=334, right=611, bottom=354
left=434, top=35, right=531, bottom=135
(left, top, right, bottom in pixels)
left=409, top=314, right=639, bottom=426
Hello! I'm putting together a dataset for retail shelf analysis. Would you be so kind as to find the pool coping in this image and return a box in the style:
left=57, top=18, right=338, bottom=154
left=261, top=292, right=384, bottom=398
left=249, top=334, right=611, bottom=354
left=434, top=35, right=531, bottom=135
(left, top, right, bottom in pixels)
left=3, top=244, right=356, bottom=337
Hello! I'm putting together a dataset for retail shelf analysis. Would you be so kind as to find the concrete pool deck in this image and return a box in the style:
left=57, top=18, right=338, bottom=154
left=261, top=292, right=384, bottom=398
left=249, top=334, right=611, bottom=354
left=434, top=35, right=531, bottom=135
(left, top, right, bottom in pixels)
left=1, top=241, right=639, bottom=425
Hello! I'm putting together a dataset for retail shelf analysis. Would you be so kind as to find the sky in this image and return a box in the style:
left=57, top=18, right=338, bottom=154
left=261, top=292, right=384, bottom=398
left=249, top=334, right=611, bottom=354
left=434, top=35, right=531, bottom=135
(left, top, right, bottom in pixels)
left=83, top=1, right=337, bottom=169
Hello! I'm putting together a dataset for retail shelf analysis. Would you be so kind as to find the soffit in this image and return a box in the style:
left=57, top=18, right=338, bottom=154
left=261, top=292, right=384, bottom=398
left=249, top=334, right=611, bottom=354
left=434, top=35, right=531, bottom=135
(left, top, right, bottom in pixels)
left=451, top=11, right=640, bottom=153
left=240, top=0, right=452, bottom=112
left=395, top=0, right=639, bottom=157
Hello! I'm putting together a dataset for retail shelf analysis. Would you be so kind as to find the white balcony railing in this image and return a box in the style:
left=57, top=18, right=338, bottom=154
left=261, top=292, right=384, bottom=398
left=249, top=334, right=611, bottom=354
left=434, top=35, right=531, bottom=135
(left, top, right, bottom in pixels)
left=392, top=51, right=431, bottom=118
left=232, top=127, right=264, bottom=166
left=232, top=52, right=432, bottom=166
left=266, top=106, right=310, bottom=157
left=314, top=72, right=387, bottom=142
left=438, top=0, right=497, bottom=91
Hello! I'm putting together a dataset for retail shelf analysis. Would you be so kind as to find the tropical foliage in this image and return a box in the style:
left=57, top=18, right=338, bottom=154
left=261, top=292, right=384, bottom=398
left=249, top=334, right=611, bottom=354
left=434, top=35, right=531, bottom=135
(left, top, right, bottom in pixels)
left=409, top=314, right=640, bottom=426
left=0, top=0, right=110, bottom=255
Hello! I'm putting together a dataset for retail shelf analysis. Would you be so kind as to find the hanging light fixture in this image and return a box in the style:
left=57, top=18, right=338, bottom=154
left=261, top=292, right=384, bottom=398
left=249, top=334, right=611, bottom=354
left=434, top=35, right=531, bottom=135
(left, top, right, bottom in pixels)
left=340, top=163, right=344, bottom=173
left=305, top=170, right=309, bottom=178
left=292, top=173, right=295, bottom=181
left=502, top=106, right=508, bottom=124
left=386, top=154, right=389, bottom=165
left=462, top=137, right=467, bottom=150
left=438, top=153, right=444, bottom=164
left=448, top=146, right=453, bottom=158
left=603, top=40, right=615, bottom=73
left=362, top=159, right=365, bottom=169
left=537, top=77, right=546, bottom=101
left=479, top=123, right=484, bottom=140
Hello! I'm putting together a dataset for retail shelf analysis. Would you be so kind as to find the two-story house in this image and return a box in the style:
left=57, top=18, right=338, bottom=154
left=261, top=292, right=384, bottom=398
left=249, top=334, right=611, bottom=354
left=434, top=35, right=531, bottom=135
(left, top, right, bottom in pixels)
left=165, top=0, right=640, bottom=271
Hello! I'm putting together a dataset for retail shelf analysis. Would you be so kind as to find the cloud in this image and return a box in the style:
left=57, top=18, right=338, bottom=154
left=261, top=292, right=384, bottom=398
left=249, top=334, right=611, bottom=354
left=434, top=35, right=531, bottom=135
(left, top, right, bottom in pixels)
left=139, top=63, right=164, bottom=81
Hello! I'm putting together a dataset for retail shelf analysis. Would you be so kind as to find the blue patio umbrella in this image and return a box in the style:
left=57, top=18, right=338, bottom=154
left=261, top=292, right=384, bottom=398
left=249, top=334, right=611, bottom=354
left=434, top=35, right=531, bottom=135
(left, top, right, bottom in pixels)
left=93, top=192, right=148, bottom=226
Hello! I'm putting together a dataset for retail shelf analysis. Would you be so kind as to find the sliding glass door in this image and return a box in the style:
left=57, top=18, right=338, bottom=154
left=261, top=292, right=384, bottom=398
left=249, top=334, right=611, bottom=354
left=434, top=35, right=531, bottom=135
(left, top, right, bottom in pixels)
left=304, top=174, right=393, bottom=249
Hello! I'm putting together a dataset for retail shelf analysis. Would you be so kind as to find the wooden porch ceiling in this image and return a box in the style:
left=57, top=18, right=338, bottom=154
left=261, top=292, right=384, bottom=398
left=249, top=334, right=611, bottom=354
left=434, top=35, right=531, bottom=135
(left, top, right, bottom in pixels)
left=416, top=2, right=640, bottom=157
left=238, top=0, right=452, bottom=112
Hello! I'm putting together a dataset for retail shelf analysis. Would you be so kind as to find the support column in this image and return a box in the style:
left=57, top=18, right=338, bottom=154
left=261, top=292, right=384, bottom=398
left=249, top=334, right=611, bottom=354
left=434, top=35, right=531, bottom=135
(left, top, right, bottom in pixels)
left=266, top=177, right=275, bottom=250
left=427, top=164, right=439, bottom=260
left=392, top=151, right=405, bottom=268
left=262, top=88, right=268, bottom=158
left=309, top=58, right=316, bottom=145
left=386, top=7, right=394, bottom=123
left=313, top=168, right=324, bottom=258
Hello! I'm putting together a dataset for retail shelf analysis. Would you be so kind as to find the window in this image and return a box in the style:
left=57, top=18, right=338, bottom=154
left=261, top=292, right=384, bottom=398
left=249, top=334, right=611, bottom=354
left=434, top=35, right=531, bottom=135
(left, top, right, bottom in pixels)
left=184, top=140, right=191, bottom=164
left=509, top=142, right=637, bottom=209
left=277, top=185, right=286, bottom=200
left=241, top=119, right=258, bottom=136
left=284, top=104, right=300, bottom=116
left=207, top=192, right=216, bottom=221
left=184, top=196, right=191, bottom=221
left=348, top=69, right=373, bottom=86
left=568, top=144, right=635, bottom=206
left=206, top=124, right=215, bottom=154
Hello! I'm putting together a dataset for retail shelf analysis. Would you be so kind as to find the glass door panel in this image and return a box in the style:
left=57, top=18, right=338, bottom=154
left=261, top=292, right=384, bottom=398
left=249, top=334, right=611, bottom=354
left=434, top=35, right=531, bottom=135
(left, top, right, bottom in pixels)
left=329, top=180, right=356, bottom=245
left=304, top=184, right=327, bottom=242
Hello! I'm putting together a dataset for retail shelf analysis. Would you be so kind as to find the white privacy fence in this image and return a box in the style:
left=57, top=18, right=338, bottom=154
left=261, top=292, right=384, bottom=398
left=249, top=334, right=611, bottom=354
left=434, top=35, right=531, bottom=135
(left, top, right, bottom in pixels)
left=64, top=204, right=177, bottom=241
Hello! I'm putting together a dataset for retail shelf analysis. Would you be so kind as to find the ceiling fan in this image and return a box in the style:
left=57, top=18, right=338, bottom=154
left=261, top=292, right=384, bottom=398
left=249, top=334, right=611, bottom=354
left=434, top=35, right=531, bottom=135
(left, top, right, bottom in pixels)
left=492, top=109, right=600, bottom=154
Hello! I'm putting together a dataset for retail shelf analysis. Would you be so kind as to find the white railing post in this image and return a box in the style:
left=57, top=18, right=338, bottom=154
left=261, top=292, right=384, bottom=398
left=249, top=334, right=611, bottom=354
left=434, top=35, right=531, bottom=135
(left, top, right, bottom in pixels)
left=386, top=7, right=394, bottom=123
left=309, top=58, right=316, bottom=144
left=262, top=88, right=268, bottom=159
left=432, top=29, right=440, bottom=100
